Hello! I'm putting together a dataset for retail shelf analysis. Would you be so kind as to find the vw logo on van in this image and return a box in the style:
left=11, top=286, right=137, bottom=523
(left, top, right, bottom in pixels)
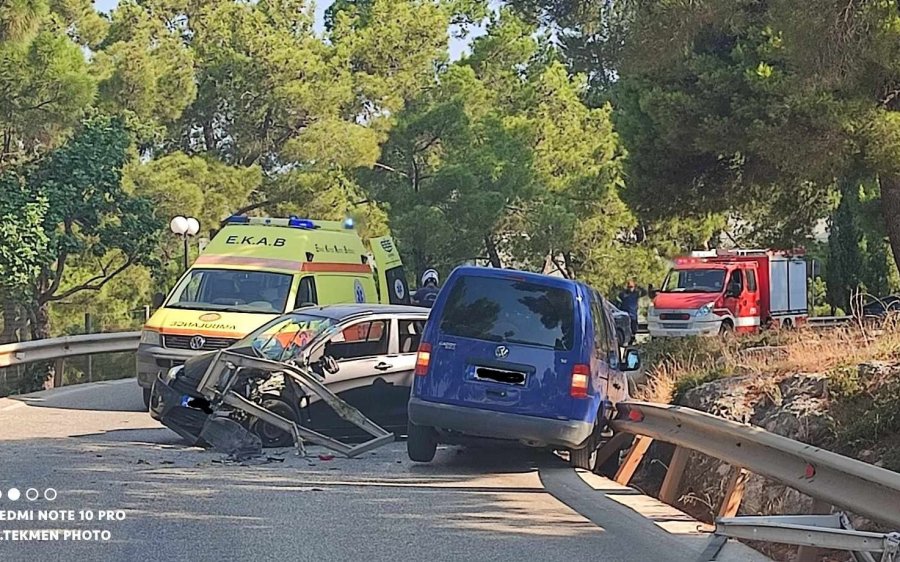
left=494, top=345, right=509, bottom=359
left=189, top=336, right=206, bottom=350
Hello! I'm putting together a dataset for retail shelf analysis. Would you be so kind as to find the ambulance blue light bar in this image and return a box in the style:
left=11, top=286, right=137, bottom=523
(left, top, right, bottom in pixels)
left=224, top=215, right=355, bottom=231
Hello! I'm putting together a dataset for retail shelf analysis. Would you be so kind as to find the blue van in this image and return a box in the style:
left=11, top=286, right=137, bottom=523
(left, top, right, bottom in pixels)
left=407, top=266, right=640, bottom=467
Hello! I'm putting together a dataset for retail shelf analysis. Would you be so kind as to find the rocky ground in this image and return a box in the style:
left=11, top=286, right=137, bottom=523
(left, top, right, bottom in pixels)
left=632, top=333, right=900, bottom=562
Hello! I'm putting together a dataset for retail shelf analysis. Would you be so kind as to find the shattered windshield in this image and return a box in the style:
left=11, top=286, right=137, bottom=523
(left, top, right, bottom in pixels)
left=237, top=313, right=338, bottom=362
left=661, top=268, right=726, bottom=294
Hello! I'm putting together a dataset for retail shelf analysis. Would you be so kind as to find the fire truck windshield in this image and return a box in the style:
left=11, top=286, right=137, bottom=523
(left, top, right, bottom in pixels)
left=661, top=268, right=726, bottom=293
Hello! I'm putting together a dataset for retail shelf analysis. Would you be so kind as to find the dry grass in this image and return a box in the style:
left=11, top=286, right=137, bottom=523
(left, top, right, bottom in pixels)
left=636, top=320, right=900, bottom=406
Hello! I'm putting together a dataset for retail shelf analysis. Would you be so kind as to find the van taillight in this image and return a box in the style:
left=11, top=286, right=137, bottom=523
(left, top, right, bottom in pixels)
left=415, top=343, right=432, bottom=376
left=570, top=364, right=590, bottom=398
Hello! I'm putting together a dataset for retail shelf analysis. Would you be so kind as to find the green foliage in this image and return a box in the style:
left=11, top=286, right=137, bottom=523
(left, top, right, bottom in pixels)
left=0, top=28, right=96, bottom=166
left=830, top=364, right=900, bottom=470
left=0, top=173, right=49, bottom=299
left=0, top=116, right=162, bottom=337
left=94, top=1, right=197, bottom=142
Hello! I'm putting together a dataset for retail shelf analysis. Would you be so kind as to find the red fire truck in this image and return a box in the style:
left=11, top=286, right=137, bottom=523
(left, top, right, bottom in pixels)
left=648, top=249, right=808, bottom=337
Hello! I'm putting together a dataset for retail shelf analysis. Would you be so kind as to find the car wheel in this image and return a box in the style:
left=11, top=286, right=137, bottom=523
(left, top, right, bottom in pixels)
left=248, top=398, right=295, bottom=448
left=142, top=387, right=152, bottom=411
left=407, top=421, right=437, bottom=462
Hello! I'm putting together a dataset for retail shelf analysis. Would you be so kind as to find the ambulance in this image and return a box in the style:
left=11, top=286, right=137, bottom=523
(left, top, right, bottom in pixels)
left=136, top=216, right=411, bottom=407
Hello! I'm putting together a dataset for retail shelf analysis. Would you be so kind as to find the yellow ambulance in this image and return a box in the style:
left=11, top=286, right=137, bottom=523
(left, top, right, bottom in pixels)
left=136, top=216, right=411, bottom=407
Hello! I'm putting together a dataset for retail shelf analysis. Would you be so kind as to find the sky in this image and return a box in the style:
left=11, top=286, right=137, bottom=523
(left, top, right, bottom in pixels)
left=92, top=0, right=482, bottom=60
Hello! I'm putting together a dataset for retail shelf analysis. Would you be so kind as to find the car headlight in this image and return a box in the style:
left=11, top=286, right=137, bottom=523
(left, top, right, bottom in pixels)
left=696, top=303, right=715, bottom=317
left=648, top=306, right=658, bottom=317
left=164, top=365, right=183, bottom=383
left=140, top=330, right=161, bottom=345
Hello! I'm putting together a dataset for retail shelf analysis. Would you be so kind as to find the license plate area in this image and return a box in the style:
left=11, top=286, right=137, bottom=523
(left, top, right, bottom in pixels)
left=474, top=366, right=526, bottom=386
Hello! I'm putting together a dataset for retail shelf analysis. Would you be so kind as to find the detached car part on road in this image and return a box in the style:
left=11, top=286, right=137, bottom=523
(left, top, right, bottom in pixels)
left=150, top=305, right=429, bottom=457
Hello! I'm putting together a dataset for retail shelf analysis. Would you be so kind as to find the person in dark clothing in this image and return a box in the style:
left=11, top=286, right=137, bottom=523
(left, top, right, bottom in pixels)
left=413, top=269, right=440, bottom=308
left=617, top=280, right=645, bottom=340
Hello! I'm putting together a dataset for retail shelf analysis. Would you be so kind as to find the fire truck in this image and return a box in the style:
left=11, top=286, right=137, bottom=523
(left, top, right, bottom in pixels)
left=648, top=249, right=808, bottom=337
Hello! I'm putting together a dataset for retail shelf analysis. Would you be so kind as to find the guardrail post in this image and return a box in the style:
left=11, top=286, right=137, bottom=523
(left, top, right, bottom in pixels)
left=52, top=358, right=65, bottom=389
left=659, top=445, right=690, bottom=504
left=718, top=468, right=749, bottom=518
left=796, top=499, right=834, bottom=562
left=85, top=313, right=93, bottom=383
left=614, top=435, right=653, bottom=485
left=592, top=432, right=633, bottom=475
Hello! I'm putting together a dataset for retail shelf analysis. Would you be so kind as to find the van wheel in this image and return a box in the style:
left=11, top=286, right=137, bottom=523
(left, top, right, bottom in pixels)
left=570, top=430, right=602, bottom=470
left=248, top=398, right=295, bottom=448
left=142, top=387, right=152, bottom=411
left=570, top=443, right=596, bottom=470
left=407, top=421, right=437, bottom=462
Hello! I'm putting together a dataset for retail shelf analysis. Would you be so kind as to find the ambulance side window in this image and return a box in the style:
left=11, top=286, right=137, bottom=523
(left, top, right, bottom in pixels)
left=294, top=276, right=318, bottom=309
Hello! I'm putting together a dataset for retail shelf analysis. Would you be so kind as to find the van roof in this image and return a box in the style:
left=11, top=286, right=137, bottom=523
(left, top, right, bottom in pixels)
left=449, top=266, right=579, bottom=289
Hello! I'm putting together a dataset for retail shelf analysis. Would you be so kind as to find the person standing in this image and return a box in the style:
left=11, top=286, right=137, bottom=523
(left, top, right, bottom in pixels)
left=617, top=280, right=645, bottom=339
left=413, top=269, right=440, bottom=308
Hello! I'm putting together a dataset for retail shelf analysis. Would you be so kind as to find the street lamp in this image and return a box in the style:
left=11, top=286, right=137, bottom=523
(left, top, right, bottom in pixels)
left=170, top=215, right=200, bottom=271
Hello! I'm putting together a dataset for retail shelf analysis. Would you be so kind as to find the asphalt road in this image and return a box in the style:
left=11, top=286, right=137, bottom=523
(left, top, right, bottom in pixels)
left=0, top=379, right=769, bottom=562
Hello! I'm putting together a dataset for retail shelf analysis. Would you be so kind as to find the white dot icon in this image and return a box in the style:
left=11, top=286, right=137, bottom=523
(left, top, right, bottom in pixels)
left=26, top=488, right=39, bottom=501
left=7, top=488, right=20, bottom=501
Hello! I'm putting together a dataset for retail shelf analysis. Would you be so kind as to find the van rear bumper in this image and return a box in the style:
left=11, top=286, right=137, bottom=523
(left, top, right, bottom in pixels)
left=408, top=398, right=593, bottom=449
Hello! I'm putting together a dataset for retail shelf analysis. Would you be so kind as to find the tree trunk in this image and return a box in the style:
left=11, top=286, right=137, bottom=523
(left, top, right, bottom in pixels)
left=484, top=235, right=502, bottom=268
left=880, top=174, right=900, bottom=279
left=26, top=301, right=55, bottom=388
left=0, top=300, right=25, bottom=343
left=30, top=302, right=52, bottom=341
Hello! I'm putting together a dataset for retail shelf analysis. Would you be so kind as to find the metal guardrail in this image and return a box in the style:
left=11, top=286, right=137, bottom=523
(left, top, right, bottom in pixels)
left=636, top=316, right=853, bottom=334
left=0, top=332, right=140, bottom=368
left=606, top=401, right=900, bottom=529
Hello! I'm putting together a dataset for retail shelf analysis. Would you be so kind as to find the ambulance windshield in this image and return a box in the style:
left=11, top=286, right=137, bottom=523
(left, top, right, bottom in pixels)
left=166, top=268, right=292, bottom=313
left=661, top=268, right=726, bottom=293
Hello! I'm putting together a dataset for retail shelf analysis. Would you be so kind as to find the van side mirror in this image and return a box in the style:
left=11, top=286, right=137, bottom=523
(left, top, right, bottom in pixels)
left=648, top=288, right=658, bottom=299
left=623, top=349, right=641, bottom=372
left=152, top=292, right=165, bottom=309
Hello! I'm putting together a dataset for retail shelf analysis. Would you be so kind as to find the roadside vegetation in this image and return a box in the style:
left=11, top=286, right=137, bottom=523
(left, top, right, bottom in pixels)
left=636, top=322, right=900, bottom=471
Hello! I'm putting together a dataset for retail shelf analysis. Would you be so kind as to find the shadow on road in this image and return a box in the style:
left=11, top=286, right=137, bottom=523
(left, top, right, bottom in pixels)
left=9, top=379, right=145, bottom=412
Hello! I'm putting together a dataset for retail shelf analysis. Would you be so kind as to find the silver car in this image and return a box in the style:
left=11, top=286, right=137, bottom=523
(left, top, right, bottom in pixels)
left=150, top=304, right=429, bottom=447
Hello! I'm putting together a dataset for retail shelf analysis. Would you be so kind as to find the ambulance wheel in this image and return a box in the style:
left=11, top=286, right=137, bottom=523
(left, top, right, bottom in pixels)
left=248, top=398, right=295, bottom=448
left=407, top=421, right=437, bottom=462
left=142, top=387, right=152, bottom=411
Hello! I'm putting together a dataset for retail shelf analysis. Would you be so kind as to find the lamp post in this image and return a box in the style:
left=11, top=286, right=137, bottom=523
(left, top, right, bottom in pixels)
left=170, top=216, right=200, bottom=272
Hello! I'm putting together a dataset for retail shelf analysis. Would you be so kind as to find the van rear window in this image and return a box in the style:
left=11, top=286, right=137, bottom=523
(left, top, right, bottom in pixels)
left=438, top=276, right=575, bottom=350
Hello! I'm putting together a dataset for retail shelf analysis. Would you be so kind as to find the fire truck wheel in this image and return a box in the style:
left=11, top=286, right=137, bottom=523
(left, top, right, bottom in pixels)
left=719, top=320, right=734, bottom=336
